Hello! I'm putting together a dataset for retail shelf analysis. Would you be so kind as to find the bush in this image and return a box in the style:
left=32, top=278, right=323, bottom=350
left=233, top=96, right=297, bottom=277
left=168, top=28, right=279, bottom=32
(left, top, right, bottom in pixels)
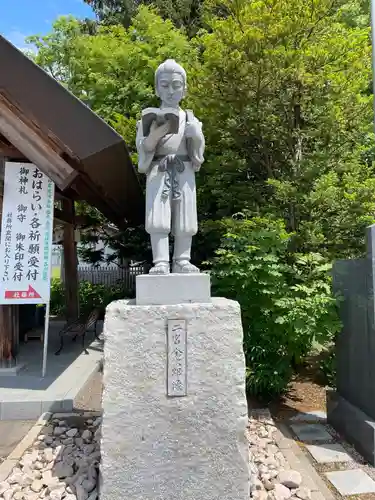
left=319, top=347, right=337, bottom=388
left=50, top=278, right=133, bottom=318
left=50, top=278, right=65, bottom=317
left=210, top=217, right=341, bottom=400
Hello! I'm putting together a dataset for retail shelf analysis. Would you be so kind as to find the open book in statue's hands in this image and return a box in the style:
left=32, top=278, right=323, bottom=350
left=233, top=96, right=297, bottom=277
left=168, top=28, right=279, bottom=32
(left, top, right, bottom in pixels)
left=142, top=107, right=179, bottom=137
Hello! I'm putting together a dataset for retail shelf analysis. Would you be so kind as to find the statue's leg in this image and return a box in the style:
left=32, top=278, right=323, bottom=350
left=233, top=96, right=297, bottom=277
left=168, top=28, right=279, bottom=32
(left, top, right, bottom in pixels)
left=172, top=234, right=199, bottom=274
left=173, top=234, right=191, bottom=262
left=171, top=170, right=199, bottom=273
left=149, top=233, right=170, bottom=275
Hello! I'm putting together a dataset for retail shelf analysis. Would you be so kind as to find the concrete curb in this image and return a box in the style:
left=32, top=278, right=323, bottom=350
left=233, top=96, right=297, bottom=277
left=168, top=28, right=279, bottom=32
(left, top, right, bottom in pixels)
left=275, top=422, right=336, bottom=500
left=0, top=410, right=102, bottom=482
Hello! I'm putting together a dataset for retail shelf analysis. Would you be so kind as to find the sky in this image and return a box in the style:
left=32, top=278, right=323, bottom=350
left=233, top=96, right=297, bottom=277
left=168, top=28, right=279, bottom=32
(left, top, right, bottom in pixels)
left=0, top=0, right=96, bottom=50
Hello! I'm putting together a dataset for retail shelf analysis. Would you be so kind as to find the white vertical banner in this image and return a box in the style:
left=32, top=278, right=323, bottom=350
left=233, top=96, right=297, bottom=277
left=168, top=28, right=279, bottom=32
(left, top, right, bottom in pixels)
left=0, top=162, right=54, bottom=304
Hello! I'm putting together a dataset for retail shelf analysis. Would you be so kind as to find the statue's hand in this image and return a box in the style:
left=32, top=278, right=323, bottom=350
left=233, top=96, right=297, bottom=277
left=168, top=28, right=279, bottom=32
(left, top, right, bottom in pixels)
left=150, top=120, right=170, bottom=138
left=143, top=120, right=170, bottom=152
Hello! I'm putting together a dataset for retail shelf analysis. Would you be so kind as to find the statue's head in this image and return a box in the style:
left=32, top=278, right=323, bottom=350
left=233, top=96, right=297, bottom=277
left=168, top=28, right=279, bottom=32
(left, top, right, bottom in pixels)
left=155, top=59, right=187, bottom=108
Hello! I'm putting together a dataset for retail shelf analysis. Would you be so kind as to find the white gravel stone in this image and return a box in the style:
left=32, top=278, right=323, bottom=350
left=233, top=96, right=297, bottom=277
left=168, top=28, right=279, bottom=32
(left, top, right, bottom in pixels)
left=50, top=487, right=66, bottom=500
left=0, top=481, right=10, bottom=495
left=7, top=472, right=25, bottom=485
left=252, top=491, right=269, bottom=500
left=271, top=483, right=292, bottom=500
left=44, top=447, right=54, bottom=462
left=263, top=478, right=275, bottom=491
left=295, top=487, right=311, bottom=500
left=3, top=490, right=13, bottom=500
left=251, top=478, right=265, bottom=492
left=30, top=479, right=44, bottom=492
left=21, top=489, right=39, bottom=500
left=278, top=470, right=302, bottom=489
left=42, top=470, right=56, bottom=485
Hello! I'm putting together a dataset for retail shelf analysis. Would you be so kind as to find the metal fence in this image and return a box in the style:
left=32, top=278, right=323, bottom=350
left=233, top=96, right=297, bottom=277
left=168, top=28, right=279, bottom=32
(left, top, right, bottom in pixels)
left=63, top=265, right=146, bottom=289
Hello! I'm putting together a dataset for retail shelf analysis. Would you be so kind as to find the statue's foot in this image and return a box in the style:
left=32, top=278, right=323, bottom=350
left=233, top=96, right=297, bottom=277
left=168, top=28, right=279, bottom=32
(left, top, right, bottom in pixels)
left=149, top=262, right=170, bottom=275
left=172, top=260, right=200, bottom=274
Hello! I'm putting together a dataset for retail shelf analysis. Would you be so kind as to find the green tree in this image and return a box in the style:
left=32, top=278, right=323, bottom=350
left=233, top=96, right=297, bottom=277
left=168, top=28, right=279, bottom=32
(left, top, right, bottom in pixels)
left=29, top=1, right=375, bottom=264
left=84, top=0, right=204, bottom=36
left=30, top=8, right=195, bottom=155
left=28, top=8, right=196, bottom=263
left=190, top=0, right=374, bottom=258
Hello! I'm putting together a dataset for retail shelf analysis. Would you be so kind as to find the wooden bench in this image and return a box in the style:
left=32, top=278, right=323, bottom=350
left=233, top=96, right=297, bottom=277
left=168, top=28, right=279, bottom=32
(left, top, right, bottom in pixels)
left=55, top=308, right=101, bottom=356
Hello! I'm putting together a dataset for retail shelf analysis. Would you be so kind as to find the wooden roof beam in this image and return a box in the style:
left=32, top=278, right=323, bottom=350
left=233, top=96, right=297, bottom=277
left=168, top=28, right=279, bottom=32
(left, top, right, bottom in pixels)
left=0, top=138, right=27, bottom=160
left=0, top=93, right=79, bottom=191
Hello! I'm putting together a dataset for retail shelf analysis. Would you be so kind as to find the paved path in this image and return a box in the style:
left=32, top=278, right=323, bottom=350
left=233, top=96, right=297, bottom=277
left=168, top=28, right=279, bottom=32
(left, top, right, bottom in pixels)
left=286, top=410, right=375, bottom=497
left=0, top=420, right=34, bottom=463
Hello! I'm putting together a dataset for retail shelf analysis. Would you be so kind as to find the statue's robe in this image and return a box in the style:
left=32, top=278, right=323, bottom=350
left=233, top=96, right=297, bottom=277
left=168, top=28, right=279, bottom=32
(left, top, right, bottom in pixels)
left=136, top=109, right=204, bottom=236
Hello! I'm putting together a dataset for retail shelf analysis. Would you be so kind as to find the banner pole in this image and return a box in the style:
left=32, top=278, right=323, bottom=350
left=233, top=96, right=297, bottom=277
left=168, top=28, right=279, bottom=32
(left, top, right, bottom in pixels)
left=42, top=301, right=50, bottom=377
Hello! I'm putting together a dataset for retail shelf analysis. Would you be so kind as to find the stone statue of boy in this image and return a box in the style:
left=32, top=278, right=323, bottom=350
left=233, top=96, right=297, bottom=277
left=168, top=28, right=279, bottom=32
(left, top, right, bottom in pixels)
left=136, top=59, right=205, bottom=275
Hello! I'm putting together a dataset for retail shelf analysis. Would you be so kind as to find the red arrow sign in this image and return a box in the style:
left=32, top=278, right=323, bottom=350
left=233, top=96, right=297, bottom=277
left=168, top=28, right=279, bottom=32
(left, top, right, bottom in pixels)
left=5, top=285, right=41, bottom=300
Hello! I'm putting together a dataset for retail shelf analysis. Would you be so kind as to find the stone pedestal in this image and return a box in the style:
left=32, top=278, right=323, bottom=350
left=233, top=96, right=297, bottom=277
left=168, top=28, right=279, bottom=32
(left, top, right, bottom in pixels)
left=101, top=296, right=250, bottom=500
left=136, top=273, right=211, bottom=305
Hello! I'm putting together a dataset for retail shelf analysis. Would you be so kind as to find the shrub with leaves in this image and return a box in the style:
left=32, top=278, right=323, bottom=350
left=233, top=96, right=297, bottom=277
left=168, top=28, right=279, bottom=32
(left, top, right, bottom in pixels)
left=50, top=278, right=66, bottom=317
left=319, top=347, right=337, bottom=388
left=50, top=278, right=133, bottom=318
left=210, top=217, right=341, bottom=399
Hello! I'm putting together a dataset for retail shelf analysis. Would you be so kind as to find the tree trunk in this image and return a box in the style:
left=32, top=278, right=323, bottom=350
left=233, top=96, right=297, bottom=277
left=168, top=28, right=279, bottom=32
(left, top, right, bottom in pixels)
left=0, top=305, right=19, bottom=368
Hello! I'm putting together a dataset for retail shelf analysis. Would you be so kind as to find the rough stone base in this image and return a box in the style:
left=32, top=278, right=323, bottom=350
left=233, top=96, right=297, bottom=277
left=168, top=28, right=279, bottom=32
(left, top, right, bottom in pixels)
left=101, top=298, right=250, bottom=500
left=136, top=273, right=211, bottom=305
left=327, top=390, right=375, bottom=465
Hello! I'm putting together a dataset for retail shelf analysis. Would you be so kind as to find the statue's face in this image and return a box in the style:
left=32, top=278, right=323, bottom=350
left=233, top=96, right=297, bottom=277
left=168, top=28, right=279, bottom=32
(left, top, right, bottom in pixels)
left=157, top=71, right=185, bottom=107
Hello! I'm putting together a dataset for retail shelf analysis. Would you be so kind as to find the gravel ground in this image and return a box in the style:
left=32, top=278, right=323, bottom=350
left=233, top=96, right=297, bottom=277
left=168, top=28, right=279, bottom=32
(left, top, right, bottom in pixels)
left=0, top=415, right=101, bottom=500
left=0, top=368, right=326, bottom=500
left=249, top=412, right=310, bottom=500
left=0, top=408, right=316, bottom=500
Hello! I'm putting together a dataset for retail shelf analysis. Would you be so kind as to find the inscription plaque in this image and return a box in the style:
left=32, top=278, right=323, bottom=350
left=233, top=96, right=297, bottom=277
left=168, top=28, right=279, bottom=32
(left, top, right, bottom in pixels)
left=167, top=319, right=187, bottom=397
